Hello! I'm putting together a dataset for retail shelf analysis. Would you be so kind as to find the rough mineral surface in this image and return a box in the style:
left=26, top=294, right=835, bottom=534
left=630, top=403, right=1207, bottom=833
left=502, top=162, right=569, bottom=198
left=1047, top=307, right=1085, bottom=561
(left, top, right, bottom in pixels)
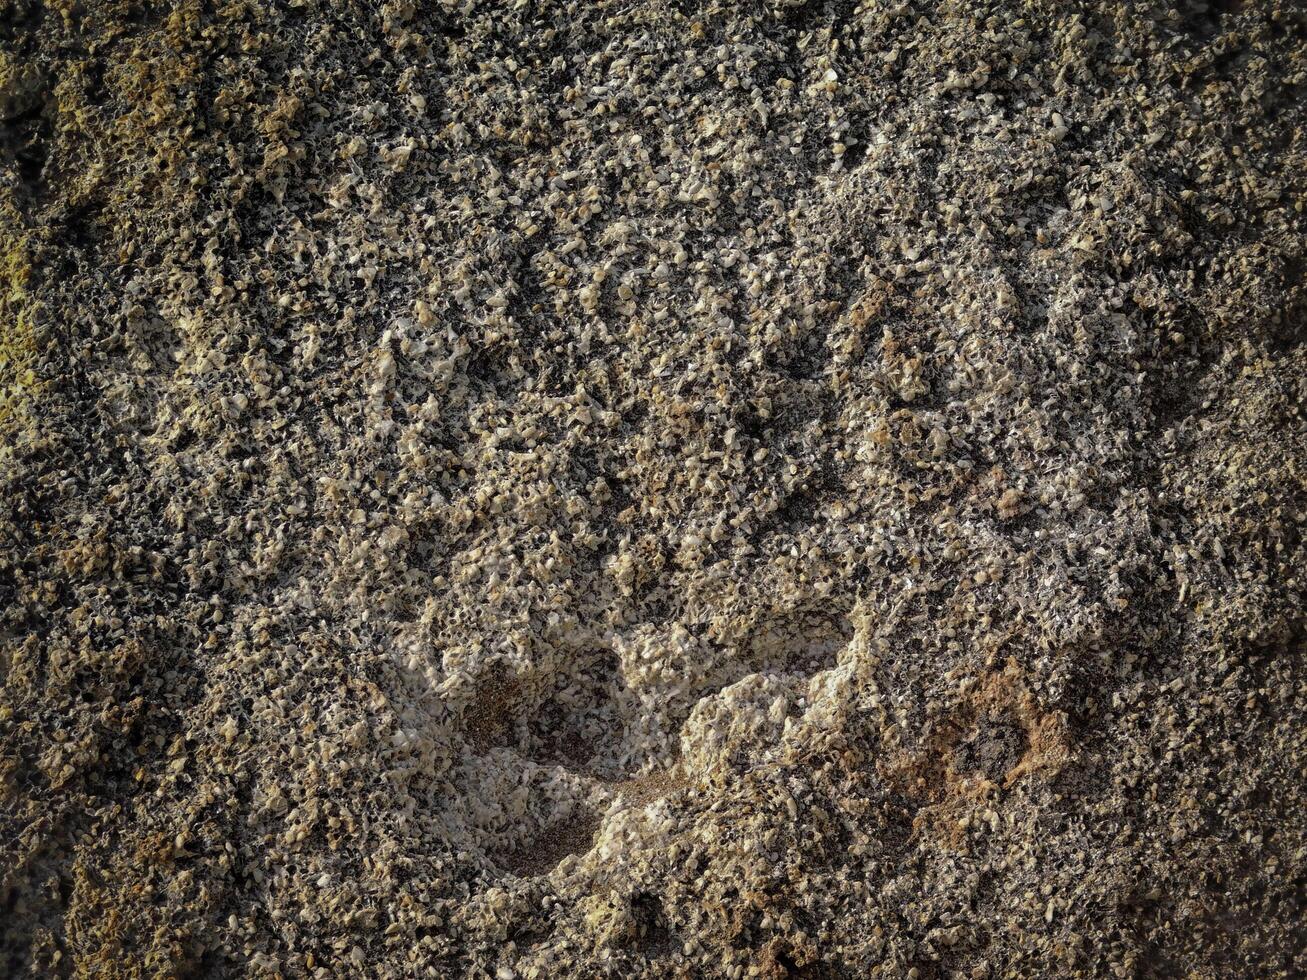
left=1, top=1, right=1304, bottom=977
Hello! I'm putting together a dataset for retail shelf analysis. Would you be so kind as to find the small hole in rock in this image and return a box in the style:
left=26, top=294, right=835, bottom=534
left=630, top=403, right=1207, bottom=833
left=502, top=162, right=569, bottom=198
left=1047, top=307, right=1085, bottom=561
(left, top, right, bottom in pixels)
left=528, top=650, right=629, bottom=775
left=630, top=891, right=676, bottom=957
left=497, top=808, right=599, bottom=877
left=464, top=664, right=521, bottom=749
left=954, top=709, right=1028, bottom=783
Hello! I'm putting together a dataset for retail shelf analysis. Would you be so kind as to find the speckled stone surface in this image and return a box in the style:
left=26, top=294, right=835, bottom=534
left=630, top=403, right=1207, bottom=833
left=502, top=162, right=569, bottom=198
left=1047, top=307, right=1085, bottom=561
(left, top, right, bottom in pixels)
left=1, top=1, right=1304, bottom=977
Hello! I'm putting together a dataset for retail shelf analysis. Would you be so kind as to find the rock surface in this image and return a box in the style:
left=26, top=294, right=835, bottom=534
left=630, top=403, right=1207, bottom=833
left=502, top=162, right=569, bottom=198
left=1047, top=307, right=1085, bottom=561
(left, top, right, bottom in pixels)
left=1, top=1, right=1304, bottom=977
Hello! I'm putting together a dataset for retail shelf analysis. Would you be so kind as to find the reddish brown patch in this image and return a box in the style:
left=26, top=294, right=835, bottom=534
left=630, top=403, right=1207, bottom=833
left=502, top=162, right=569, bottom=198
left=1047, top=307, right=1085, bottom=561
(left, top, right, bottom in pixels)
left=754, top=933, right=827, bottom=978
left=880, top=658, right=1070, bottom=842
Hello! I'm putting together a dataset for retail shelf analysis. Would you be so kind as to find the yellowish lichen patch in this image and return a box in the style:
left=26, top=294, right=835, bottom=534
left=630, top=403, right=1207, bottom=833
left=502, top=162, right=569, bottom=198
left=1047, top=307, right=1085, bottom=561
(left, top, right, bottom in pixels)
left=0, top=238, right=42, bottom=433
